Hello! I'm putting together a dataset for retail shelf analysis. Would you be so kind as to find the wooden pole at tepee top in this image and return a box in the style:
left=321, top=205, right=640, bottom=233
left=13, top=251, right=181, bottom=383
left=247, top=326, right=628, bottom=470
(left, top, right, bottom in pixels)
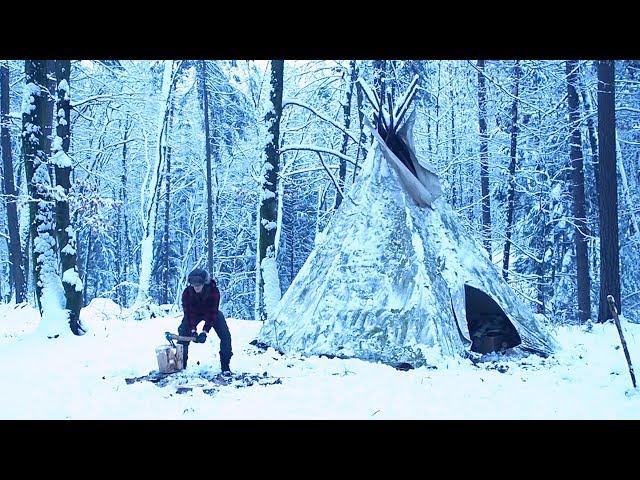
left=607, top=295, right=637, bottom=388
left=357, top=76, right=419, bottom=138
left=357, top=77, right=423, bottom=178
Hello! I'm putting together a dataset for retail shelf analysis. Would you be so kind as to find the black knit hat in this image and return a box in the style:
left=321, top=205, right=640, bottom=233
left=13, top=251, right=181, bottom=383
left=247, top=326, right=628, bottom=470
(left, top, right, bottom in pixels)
left=187, top=268, right=209, bottom=286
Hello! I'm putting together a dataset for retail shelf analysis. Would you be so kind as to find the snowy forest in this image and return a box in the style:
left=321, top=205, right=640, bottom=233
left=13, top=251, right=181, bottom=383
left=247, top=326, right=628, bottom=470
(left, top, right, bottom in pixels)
left=1, top=59, right=637, bottom=328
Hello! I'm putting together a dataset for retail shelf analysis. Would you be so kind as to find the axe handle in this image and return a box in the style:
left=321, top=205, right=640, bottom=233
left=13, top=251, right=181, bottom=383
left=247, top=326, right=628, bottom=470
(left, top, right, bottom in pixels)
left=167, top=333, right=197, bottom=342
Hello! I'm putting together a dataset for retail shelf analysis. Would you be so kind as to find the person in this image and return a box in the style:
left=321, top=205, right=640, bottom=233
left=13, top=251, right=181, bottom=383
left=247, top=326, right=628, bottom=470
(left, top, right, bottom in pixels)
left=178, top=268, right=233, bottom=375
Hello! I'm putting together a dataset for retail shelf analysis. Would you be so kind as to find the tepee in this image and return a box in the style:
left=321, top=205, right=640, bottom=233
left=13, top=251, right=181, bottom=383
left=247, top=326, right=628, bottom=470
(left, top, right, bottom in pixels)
left=256, top=78, right=557, bottom=368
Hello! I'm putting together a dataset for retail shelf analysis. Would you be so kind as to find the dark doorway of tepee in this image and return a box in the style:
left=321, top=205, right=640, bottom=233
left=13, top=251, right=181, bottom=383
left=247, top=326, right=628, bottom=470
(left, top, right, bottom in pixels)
left=464, top=284, right=522, bottom=354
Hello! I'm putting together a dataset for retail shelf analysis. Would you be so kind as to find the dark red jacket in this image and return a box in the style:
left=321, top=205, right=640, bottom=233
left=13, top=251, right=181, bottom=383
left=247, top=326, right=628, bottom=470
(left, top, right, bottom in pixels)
left=181, top=281, right=220, bottom=332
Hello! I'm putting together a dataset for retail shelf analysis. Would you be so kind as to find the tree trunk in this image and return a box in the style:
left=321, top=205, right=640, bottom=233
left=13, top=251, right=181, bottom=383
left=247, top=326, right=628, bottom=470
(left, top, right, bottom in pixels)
left=335, top=60, right=355, bottom=210
left=44, top=60, right=56, bottom=183
left=22, top=60, right=48, bottom=311
left=119, top=119, right=131, bottom=307
left=23, top=60, right=67, bottom=335
left=82, top=234, right=92, bottom=306
left=199, top=60, right=214, bottom=275
left=566, top=60, right=591, bottom=322
left=257, top=60, right=284, bottom=322
left=535, top=162, right=548, bottom=314
left=502, top=60, right=521, bottom=281
left=579, top=77, right=600, bottom=203
left=213, top=117, right=221, bottom=274
left=134, top=60, right=174, bottom=308
left=372, top=60, right=386, bottom=107
left=52, top=60, right=83, bottom=334
left=19, top=177, right=31, bottom=302
left=477, top=60, right=492, bottom=255
left=1, top=61, right=26, bottom=302
left=597, top=60, right=621, bottom=321
left=616, top=135, right=639, bottom=237
left=162, top=96, right=175, bottom=305
left=353, top=61, right=366, bottom=182
left=115, top=183, right=123, bottom=305
left=450, top=93, right=457, bottom=208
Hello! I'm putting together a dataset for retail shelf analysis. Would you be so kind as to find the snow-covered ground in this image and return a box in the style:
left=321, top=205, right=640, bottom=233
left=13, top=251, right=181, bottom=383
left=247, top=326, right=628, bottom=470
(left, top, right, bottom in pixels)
left=0, top=299, right=639, bottom=419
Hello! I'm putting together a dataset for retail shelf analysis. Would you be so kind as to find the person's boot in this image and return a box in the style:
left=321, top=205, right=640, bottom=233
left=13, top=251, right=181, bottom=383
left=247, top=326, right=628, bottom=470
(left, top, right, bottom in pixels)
left=220, top=355, right=231, bottom=376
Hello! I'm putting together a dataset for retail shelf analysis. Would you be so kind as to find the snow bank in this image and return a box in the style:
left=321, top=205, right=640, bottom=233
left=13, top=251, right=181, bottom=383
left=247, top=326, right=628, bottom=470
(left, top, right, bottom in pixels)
left=0, top=303, right=40, bottom=344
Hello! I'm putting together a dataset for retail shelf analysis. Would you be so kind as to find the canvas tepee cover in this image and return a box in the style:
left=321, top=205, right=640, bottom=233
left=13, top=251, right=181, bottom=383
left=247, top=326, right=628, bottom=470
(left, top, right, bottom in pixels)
left=256, top=110, right=556, bottom=367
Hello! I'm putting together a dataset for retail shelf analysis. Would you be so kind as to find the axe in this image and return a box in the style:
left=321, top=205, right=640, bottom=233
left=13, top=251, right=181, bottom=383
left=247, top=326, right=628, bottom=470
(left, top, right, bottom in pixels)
left=164, top=331, right=197, bottom=348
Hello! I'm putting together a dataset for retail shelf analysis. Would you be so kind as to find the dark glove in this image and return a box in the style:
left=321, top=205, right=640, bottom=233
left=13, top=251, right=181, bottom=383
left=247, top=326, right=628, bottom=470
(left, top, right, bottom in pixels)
left=195, top=332, right=207, bottom=344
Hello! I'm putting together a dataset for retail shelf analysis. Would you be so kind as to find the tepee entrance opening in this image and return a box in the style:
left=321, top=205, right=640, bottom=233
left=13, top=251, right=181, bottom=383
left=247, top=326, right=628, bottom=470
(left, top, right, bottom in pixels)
left=464, top=284, right=522, bottom=354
